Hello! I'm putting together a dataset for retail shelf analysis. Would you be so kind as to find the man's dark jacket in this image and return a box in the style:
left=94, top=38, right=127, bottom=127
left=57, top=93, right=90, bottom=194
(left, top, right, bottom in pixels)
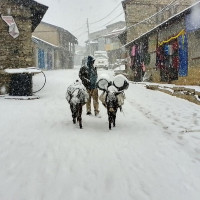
left=79, top=64, right=97, bottom=90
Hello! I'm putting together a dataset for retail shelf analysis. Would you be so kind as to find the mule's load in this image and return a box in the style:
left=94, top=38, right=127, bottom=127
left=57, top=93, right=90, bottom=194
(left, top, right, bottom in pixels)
left=96, top=73, right=111, bottom=91
left=66, top=80, right=88, bottom=105
left=66, top=80, right=89, bottom=129
left=113, top=74, right=129, bottom=91
left=97, top=78, right=109, bottom=91
left=97, top=74, right=129, bottom=130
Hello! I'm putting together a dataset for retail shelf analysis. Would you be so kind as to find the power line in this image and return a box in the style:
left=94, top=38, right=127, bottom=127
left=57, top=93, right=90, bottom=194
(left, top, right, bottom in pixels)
left=121, top=0, right=187, bottom=47
left=89, top=11, right=124, bottom=33
left=103, top=12, right=124, bottom=27
left=125, top=0, right=181, bottom=31
left=89, top=2, right=122, bottom=25
left=90, top=0, right=178, bottom=34
left=72, top=25, right=86, bottom=33
left=70, top=2, right=123, bottom=36
left=75, top=30, right=88, bottom=38
left=82, top=0, right=179, bottom=37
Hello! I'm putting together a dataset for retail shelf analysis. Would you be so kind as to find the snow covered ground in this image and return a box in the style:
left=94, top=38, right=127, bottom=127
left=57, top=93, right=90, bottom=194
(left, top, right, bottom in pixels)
left=0, top=67, right=200, bottom=200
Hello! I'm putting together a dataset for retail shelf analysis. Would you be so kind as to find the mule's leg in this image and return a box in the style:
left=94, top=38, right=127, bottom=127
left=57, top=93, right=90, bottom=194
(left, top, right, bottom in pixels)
left=109, top=119, right=112, bottom=130
left=108, top=111, right=112, bottom=130
left=70, top=104, right=76, bottom=124
left=72, top=110, right=76, bottom=124
left=77, top=104, right=83, bottom=129
left=113, top=113, right=116, bottom=127
left=113, top=109, right=117, bottom=127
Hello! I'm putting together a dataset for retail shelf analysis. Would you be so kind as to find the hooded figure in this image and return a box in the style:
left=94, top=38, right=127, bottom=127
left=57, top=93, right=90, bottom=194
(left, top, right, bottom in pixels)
left=79, top=55, right=97, bottom=90
left=79, top=56, right=100, bottom=117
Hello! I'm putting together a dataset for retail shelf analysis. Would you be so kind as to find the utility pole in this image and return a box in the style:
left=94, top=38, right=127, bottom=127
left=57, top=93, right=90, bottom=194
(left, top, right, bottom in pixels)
left=87, top=18, right=91, bottom=55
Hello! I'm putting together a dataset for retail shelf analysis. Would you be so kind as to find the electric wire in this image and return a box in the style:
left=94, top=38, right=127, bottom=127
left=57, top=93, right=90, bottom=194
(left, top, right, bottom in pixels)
left=121, top=0, right=187, bottom=47
left=76, top=0, right=185, bottom=44
left=125, top=0, right=183, bottom=31
left=90, top=12, right=124, bottom=33
left=72, top=24, right=86, bottom=33
left=73, top=2, right=123, bottom=34
left=89, top=2, right=122, bottom=24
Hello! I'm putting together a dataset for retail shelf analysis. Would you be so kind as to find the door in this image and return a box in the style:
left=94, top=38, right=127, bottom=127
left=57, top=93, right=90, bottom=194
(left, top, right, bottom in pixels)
left=38, top=49, right=45, bottom=69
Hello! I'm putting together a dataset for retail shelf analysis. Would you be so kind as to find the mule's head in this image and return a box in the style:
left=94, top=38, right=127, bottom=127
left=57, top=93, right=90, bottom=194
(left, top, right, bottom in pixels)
left=106, top=86, right=119, bottom=112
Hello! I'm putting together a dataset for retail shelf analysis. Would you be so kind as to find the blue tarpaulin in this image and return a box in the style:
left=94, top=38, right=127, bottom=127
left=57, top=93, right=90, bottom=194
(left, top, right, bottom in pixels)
left=178, top=34, right=188, bottom=77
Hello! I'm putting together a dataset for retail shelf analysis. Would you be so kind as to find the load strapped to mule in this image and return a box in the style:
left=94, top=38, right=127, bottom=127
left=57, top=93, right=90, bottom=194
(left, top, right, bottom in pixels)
left=66, top=80, right=89, bottom=105
left=97, top=74, right=129, bottom=109
left=97, top=74, right=129, bottom=129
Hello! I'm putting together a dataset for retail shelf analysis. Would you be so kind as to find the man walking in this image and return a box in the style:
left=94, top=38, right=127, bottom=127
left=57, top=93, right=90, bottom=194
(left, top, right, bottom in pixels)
left=79, top=56, right=100, bottom=117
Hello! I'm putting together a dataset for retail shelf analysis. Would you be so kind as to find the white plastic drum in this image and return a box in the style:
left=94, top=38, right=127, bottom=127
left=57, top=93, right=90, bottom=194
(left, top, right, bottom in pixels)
left=97, top=78, right=109, bottom=91
left=97, top=73, right=111, bottom=91
left=113, top=74, right=129, bottom=91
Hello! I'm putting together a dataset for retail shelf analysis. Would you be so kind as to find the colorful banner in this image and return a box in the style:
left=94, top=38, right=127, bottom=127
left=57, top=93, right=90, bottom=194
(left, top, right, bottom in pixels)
left=1, top=16, right=19, bottom=38
left=159, top=30, right=185, bottom=46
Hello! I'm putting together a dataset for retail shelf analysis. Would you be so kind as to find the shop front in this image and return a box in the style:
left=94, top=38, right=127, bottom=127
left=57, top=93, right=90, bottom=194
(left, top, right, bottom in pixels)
left=129, top=38, right=150, bottom=82
left=156, top=30, right=188, bottom=83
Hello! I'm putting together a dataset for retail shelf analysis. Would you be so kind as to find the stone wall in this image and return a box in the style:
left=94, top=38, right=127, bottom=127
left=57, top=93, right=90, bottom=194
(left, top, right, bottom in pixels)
left=0, top=0, right=33, bottom=95
left=146, top=84, right=200, bottom=105
left=33, top=22, right=59, bottom=47
left=188, top=31, right=200, bottom=67
left=0, top=1, right=33, bottom=70
left=124, top=0, right=193, bottom=43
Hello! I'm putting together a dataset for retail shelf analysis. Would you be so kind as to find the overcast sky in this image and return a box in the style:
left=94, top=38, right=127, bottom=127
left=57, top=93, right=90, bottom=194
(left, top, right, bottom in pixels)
left=36, top=0, right=125, bottom=45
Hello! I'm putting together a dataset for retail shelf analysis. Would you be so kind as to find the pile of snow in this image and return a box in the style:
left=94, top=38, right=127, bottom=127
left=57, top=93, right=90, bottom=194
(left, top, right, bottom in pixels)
left=114, top=65, right=125, bottom=71
left=5, top=67, right=42, bottom=74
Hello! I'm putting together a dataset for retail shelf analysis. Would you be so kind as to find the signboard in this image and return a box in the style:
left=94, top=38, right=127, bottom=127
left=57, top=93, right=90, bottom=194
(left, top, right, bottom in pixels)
left=1, top=16, right=19, bottom=38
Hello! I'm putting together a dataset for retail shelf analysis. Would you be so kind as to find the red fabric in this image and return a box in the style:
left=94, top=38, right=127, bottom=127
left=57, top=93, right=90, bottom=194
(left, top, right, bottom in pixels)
left=172, top=56, right=179, bottom=69
left=172, top=40, right=179, bottom=51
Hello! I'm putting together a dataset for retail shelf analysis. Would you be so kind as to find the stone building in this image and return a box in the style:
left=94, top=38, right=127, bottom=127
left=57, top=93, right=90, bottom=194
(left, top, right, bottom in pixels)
left=32, top=36, right=58, bottom=70
left=0, top=0, right=48, bottom=95
left=87, top=21, right=126, bottom=63
left=87, top=21, right=125, bottom=54
left=32, top=22, right=78, bottom=69
left=104, top=26, right=126, bottom=64
left=123, top=1, right=200, bottom=85
left=120, top=0, right=193, bottom=44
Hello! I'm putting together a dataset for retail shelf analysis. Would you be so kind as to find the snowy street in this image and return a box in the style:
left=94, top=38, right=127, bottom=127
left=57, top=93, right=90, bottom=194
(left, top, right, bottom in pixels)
left=0, top=67, right=200, bottom=200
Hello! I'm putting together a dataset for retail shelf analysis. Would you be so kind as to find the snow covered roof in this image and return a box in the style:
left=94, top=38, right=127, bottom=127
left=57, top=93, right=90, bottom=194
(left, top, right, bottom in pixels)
left=122, top=1, right=200, bottom=48
left=88, top=40, right=98, bottom=44
left=103, top=27, right=126, bottom=38
left=32, top=36, right=59, bottom=48
left=4, top=67, right=42, bottom=74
